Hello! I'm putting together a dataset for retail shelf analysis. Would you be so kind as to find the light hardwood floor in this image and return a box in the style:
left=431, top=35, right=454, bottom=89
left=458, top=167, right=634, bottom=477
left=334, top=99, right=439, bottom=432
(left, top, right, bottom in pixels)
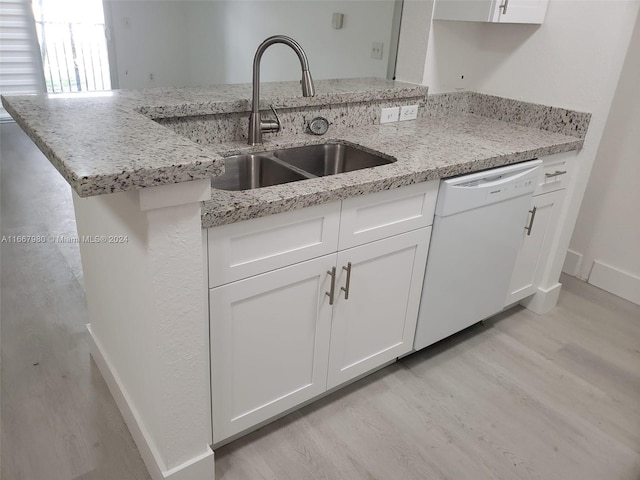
left=1, top=122, right=639, bottom=480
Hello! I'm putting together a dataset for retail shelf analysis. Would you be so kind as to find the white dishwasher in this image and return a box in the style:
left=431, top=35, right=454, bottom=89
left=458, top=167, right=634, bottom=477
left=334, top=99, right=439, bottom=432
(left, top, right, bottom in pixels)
left=414, top=159, right=542, bottom=351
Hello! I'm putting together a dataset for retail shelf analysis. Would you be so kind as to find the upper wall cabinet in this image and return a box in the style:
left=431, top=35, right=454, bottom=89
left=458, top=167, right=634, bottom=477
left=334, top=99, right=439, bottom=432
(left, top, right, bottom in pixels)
left=433, top=0, right=548, bottom=24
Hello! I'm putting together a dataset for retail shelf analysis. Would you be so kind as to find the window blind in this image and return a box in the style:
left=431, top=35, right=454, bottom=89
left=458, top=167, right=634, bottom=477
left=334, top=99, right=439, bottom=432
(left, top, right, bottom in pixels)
left=0, top=0, right=45, bottom=122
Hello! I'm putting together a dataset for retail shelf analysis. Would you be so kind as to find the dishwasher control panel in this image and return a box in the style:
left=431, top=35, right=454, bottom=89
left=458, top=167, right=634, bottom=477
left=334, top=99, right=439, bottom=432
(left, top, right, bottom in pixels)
left=436, top=160, right=542, bottom=216
left=486, top=177, right=535, bottom=201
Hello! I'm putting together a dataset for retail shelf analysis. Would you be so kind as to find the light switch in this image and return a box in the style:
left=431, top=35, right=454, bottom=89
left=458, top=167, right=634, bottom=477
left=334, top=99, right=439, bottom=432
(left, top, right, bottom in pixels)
left=332, top=13, right=344, bottom=29
left=371, top=42, right=384, bottom=60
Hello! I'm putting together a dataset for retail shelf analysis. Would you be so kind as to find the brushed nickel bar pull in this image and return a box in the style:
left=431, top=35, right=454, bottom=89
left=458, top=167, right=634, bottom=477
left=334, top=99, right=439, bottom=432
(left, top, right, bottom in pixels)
left=341, top=262, right=352, bottom=300
left=326, top=267, right=336, bottom=305
left=500, top=0, right=509, bottom=14
left=545, top=170, right=567, bottom=178
left=525, top=206, right=537, bottom=236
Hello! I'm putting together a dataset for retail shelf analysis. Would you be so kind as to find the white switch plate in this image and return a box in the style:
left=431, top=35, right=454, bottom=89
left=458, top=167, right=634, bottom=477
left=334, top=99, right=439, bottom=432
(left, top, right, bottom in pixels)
left=400, top=105, right=419, bottom=121
left=371, top=42, right=384, bottom=60
left=332, top=12, right=343, bottom=29
left=380, top=106, right=400, bottom=124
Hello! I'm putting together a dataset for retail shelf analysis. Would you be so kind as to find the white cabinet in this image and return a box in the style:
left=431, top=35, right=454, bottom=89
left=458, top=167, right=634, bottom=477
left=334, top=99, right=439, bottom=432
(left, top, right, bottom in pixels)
left=433, top=0, right=548, bottom=24
left=327, top=228, right=430, bottom=389
left=536, top=152, right=572, bottom=195
left=208, top=182, right=437, bottom=444
left=505, top=151, right=575, bottom=306
left=210, top=255, right=334, bottom=442
left=505, top=189, right=565, bottom=305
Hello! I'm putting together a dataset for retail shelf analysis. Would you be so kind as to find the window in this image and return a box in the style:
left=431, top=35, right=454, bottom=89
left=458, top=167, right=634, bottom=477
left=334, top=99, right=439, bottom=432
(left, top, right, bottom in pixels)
left=0, top=0, right=45, bottom=122
left=32, top=0, right=110, bottom=93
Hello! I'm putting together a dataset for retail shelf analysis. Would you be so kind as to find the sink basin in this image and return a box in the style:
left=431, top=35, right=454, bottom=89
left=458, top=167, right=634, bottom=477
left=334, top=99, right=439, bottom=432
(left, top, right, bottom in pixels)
left=272, top=143, right=396, bottom=177
left=211, top=154, right=310, bottom=191
left=211, top=143, right=396, bottom=191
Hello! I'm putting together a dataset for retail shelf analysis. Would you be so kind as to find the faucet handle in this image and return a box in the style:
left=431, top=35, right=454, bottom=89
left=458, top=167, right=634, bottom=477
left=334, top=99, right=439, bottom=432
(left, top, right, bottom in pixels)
left=260, top=104, right=281, bottom=134
left=269, top=104, right=282, bottom=132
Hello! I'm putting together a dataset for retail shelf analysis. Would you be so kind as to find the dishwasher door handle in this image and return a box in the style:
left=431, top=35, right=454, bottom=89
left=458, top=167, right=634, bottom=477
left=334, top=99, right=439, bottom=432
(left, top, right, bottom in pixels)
left=450, top=164, right=541, bottom=190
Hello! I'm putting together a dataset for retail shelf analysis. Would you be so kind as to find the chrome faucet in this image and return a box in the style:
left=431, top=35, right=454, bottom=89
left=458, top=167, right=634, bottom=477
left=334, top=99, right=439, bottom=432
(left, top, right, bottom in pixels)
left=248, top=35, right=315, bottom=145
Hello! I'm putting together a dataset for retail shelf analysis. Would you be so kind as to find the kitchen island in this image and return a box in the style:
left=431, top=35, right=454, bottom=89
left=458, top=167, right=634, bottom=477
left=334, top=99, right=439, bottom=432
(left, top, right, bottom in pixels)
left=2, top=78, right=589, bottom=480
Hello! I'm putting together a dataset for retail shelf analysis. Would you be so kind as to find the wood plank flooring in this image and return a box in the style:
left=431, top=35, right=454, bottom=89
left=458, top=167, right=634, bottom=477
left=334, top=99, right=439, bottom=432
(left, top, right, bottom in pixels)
left=2, top=122, right=639, bottom=479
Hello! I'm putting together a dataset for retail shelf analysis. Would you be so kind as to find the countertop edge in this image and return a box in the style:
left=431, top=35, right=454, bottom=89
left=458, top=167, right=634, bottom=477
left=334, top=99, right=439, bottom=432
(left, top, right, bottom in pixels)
left=2, top=98, right=85, bottom=191
left=139, top=85, right=429, bottom=119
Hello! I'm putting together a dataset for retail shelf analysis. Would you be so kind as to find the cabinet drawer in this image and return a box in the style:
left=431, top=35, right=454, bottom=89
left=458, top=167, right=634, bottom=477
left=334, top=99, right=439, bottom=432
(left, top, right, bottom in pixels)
left=535, top=151, right=576, bottom=195
left=208, top=201, right=340, bottom=287
left=338, top=180, right=438, bottom=250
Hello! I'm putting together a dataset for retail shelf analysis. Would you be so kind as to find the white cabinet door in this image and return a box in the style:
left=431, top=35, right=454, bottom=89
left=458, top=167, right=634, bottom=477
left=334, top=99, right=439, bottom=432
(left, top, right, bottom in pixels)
left=210, top=254, right=335, bottom=443
left=327, top=228, right=430, bottom=389
left=492, top=0, right=548, bottom=24
left=433, top=0, right=547, bottom=24
left=505, top=189, right=565, bottom=305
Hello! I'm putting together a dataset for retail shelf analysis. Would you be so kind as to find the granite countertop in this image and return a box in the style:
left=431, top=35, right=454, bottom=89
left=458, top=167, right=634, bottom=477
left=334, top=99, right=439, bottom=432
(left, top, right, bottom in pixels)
left=1, top=78, right=426, bottom=197
left=1, top=78, right=587, bottom=229
left=201, top=113, right=583, bottom=227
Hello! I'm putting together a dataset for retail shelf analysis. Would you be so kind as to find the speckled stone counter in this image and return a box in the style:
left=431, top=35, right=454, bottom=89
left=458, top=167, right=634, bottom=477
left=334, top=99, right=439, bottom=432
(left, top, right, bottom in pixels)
left=426, top=92, right=591, bottom=139
left=200, top=112, right=584, bottom=228
left=1, top=78, right=589, bottom=228
left=1, top=78, right=426, bottom=196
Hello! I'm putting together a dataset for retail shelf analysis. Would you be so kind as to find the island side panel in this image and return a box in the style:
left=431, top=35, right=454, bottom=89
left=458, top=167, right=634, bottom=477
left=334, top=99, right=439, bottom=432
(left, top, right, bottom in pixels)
left=72, top=182, right=214, bottom=480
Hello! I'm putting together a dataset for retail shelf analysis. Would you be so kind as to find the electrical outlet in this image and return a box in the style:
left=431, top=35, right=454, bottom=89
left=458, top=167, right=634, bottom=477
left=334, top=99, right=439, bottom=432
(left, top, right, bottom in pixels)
left=400, top=105, right=419, bottom=121
left=380, top=106, right=400, bottom=124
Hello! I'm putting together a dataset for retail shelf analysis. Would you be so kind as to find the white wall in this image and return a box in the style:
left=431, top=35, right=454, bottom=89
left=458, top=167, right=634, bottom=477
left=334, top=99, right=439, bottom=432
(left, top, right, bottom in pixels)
left=105, top=0, right=396, bottom=89
left=105, top=1, right=191, bottom=89
left=423, top=1, right=639, bottom=107
left=418, top=0, right=640, bottom=303
left=568, top=12, right=640, bottom=305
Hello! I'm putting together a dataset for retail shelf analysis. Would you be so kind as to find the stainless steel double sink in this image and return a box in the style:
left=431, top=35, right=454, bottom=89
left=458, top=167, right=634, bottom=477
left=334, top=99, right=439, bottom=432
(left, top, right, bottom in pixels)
left=211, top=142, right=396, bottom=191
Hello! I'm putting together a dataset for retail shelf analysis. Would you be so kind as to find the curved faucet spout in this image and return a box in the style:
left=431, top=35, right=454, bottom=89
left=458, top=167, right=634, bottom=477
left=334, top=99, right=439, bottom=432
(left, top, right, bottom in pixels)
left=249, top=35, right=315, bottom=145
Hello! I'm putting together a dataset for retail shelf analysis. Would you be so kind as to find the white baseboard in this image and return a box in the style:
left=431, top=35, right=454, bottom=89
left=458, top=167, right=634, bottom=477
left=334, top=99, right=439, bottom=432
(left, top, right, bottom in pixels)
left=588, top=261, right=640, bottom=306
left=521, top=282, right=562, bottom=314
left=162, top=450, right=216, bottom=480
left=562, top=249, right=583, bottom=277
left=87, top=325, right=215, bottom=480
